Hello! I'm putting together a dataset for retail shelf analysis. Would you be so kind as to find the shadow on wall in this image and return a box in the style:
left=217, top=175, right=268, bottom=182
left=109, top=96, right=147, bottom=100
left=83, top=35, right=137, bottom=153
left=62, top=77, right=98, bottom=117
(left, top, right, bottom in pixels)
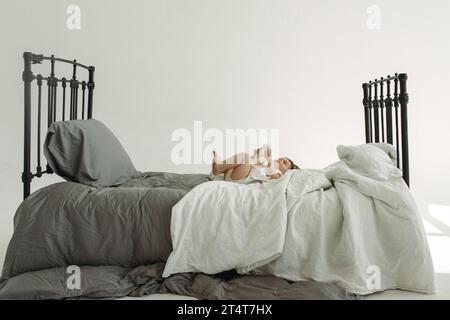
left=423, top=204, right=450, bottom=274
left=424, top=205, right=450, bottom=236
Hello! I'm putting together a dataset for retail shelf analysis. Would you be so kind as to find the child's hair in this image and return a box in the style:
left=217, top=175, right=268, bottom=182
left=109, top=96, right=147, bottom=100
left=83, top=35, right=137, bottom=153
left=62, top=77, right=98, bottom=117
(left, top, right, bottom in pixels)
left=287, top=158, right=300, bottom=170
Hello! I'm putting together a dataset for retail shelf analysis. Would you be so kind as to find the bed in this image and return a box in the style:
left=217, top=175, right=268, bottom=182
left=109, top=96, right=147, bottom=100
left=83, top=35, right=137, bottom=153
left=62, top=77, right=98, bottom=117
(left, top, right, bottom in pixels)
left=0, top=52, right=433, bottom=299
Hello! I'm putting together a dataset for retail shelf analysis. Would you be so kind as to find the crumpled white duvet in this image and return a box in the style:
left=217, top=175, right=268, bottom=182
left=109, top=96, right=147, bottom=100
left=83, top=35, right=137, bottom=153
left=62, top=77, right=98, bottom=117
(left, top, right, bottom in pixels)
left=163, top=144, right=435, bottom=295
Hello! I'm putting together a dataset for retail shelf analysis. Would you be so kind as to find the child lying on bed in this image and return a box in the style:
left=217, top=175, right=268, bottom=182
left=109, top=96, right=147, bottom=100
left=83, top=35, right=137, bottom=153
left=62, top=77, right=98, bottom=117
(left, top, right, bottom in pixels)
left=211, top=145, right=299, bottom=183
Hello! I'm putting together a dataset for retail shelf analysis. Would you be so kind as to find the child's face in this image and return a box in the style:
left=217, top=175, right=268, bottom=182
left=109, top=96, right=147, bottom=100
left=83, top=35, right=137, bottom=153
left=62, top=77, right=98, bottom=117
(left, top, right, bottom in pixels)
left=276, top=157, right=292, bottom=173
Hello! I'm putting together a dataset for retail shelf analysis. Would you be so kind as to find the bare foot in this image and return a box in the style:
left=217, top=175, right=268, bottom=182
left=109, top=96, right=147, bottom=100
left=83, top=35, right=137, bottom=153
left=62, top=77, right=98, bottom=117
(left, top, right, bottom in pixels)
left=212, top=151, right=220, bottom=175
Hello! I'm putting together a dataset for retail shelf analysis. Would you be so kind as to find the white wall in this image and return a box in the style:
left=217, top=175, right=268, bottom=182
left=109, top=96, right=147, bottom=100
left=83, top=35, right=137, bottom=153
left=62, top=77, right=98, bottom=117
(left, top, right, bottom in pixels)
left=1, top=0, right=450, bottom=256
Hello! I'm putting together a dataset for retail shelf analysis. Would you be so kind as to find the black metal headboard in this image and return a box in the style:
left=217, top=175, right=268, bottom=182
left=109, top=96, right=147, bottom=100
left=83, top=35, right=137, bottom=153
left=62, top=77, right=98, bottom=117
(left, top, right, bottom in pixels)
left=362, top=73, right=409, bottom=186
left=22, top=52, right=95, bottom=199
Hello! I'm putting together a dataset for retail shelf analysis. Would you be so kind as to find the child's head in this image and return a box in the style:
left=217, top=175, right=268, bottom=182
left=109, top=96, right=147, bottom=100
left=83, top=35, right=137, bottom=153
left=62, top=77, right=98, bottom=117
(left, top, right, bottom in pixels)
left=276, top=157, right=300, bottom=173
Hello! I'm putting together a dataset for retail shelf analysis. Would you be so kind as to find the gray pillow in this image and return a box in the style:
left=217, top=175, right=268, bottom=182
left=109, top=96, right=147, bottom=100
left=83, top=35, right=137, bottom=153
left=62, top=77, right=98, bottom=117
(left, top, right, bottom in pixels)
left=44, top=119, right=140, bottom=187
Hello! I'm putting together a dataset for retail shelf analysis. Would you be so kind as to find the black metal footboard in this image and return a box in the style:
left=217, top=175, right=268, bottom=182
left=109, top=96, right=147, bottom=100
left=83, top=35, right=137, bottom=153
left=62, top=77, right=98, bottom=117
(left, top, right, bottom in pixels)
left=22, top=52, right=96, bottom=199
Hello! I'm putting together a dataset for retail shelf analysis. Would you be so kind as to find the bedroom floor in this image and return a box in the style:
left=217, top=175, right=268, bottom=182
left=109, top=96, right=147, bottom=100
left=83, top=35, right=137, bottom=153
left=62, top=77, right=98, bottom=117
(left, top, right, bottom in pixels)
left=1, top=211, right=449, bottom=300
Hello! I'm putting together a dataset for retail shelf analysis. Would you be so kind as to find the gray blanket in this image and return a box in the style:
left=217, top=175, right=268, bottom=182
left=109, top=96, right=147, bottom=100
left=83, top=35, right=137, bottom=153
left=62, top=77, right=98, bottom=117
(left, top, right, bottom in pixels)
left=0, top=263, right=355, bottom=300
left=0, top=172, right=353, bottom=300
left=1, top=172, right=210, bottom=279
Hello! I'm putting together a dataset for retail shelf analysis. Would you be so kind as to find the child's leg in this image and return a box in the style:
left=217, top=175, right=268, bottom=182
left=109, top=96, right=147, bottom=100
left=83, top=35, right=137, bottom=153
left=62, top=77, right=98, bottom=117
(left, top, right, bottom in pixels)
left=223, top=153, right=252, bottom=181
left=225, top=163, right=252, bottom=181
left=212, top=152, right=250, bottom=176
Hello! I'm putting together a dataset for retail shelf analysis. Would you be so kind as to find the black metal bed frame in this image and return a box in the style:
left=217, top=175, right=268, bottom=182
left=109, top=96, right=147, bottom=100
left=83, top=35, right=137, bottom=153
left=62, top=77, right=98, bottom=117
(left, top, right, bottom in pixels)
left=22, top=52, right=95, bottom=199
left=362, top=74, right=409, bottom=186
left=20, top=51, right=410, bottom=199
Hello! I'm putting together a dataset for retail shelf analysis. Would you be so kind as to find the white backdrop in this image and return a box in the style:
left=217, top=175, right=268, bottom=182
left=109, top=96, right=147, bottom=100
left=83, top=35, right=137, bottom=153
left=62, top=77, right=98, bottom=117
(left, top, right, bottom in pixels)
left=1, top=0, right=449, bottom=265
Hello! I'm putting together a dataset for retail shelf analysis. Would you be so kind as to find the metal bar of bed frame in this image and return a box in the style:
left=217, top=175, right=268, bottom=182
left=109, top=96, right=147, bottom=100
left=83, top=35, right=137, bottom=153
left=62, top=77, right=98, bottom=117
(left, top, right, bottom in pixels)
left=362, top=73, right=410, bottom=186
left=22, top=52, right=95, bottom=199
